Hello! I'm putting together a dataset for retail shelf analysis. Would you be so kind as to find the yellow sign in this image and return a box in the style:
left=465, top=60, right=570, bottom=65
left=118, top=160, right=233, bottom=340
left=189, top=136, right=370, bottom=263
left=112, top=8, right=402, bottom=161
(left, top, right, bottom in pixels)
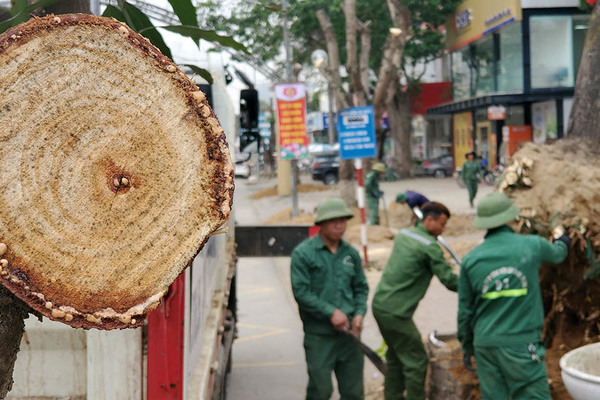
left=446, top=0, right=522, bottom=50
left=453, top=112, right=473, bottom=168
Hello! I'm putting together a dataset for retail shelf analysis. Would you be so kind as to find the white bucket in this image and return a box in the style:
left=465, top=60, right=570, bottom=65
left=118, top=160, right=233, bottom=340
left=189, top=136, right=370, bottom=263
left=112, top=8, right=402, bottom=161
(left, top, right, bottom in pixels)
left=560, top=342, right=600, bottom=400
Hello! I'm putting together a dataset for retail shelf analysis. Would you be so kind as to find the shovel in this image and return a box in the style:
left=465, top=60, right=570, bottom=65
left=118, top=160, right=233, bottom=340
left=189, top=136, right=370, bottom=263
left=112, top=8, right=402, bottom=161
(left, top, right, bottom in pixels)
left=342, top=327, right=387, bottom=375
left=380, top=194, right=389, bottom=227
left=412, top=207, right=462, bottom=265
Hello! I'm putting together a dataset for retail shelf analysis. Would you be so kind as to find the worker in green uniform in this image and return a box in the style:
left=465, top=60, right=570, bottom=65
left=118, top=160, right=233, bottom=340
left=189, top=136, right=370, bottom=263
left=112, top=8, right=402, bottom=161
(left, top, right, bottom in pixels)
left=461, top=151, right=481, bottom=208
left=372, top=201, right=458, bottom=400
left=366, top=162, right=386, bottom=225
left=291, top=197, right=369, bottom=400
left=457, top=192, right=570, bottom=400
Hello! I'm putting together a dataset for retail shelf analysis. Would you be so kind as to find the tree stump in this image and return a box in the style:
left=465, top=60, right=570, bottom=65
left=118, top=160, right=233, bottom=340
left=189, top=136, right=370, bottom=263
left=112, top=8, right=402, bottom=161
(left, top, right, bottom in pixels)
left=427, top=334, right=480, bottom=400
left=0, top=14, right=233, bottom=330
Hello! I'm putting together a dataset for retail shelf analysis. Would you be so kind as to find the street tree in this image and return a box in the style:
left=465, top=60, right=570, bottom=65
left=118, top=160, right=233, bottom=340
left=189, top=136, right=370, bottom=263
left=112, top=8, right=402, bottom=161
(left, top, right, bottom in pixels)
left=200, top=0, right=460, bottom=204
left=568, top=0, right=600, bottom=138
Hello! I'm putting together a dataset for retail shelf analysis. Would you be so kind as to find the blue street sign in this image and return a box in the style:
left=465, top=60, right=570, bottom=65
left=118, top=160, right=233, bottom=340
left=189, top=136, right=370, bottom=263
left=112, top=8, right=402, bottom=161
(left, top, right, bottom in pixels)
left=337, top=106, right=377, bottom=160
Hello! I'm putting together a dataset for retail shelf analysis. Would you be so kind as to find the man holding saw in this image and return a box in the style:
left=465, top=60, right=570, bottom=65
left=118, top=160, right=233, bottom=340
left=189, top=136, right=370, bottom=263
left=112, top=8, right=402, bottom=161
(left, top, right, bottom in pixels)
left=291, top=197, right=369, bottom=400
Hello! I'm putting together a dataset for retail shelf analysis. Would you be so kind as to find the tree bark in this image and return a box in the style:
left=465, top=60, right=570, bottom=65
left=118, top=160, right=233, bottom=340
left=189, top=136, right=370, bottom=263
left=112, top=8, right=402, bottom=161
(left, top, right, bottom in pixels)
left=567, top=2, right=600, bottom=138
left=372, top=0, right=411, bottom=130
left=389, top=91, right=413, bottom=178
left=358, top=21, right=371, bottom=98
left=0, top=287, right=31, bottom=398
left=316, top=10, right=350, bottom=111
left=343, top=0, right=366, bottom=107
left=316, top=9, right=356, bottom=206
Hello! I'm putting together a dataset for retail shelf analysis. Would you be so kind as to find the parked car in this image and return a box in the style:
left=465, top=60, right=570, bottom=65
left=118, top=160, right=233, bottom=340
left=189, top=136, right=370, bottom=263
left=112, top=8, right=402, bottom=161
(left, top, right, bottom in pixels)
left=311, top=154, right=340, bottom=185
left=416, top=154, right=454, bottom=178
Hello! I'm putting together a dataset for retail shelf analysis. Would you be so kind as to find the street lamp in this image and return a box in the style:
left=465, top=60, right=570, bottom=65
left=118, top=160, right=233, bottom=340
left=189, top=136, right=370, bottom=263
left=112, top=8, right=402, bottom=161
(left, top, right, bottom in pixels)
left=311, top=49, right=336, bottom=146
left=389, top=27, right=403, bottom=36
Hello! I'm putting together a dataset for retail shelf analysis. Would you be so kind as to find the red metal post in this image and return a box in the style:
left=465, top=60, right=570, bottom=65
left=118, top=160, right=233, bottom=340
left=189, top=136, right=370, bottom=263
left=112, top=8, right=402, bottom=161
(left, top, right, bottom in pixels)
left=147, top=273, right=186, bottom=400
left=354, top=158, right=368, bottom=265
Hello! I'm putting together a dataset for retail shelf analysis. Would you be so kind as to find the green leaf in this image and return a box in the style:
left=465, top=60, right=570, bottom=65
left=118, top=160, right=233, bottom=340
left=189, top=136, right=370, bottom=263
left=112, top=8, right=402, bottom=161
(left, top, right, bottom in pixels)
left=0, top=0, right=61, bottom=34
left=184, top=64, right=213, bottom=84
left=121, top=1, right=172, bottom=59
left=11, top=0, right=27, bottom=17
left=155, top=25, right=249, bottom=54
left=168, top=0, right=198, bottom=27
left=102, top=5, right=126, bottom=22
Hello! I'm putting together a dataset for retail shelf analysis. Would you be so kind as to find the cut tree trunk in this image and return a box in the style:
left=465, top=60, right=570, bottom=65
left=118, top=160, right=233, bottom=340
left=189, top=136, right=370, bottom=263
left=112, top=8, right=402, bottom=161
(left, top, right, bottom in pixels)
left=0, top=15, right=233, bottom=330
left=567, top=2, right=600, bottom=138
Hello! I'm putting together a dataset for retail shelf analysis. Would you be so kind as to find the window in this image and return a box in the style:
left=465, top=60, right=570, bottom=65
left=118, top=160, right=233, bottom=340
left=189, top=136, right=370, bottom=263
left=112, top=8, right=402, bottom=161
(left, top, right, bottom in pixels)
left=497, top=22, right=523, bottom=93
left=473, top=35, right=495, bottom=96
left=530, top=16, right=574, bottom=88
left=452, top=47, right=471, bottom=100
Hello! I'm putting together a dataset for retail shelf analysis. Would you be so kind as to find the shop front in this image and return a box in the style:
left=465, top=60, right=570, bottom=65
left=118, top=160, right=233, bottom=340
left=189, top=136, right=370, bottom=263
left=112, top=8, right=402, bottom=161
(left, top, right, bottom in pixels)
left=429, top=0, right=588, bottom=166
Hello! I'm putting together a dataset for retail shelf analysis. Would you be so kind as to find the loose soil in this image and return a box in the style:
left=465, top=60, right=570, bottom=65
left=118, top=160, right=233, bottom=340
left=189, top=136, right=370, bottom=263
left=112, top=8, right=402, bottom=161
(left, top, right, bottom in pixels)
left=250, top=183, right=331, bottom=200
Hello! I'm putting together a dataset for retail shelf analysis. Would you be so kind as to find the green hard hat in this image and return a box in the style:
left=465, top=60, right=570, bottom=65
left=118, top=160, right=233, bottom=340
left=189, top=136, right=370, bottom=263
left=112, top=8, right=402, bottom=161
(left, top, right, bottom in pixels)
left=396, top=193, right=407, bottom=203
left=473, top=192, right=520, bottom=229
left=372, top=162, right=386, bottom=173
left=314, top=197, right=354, bottom=224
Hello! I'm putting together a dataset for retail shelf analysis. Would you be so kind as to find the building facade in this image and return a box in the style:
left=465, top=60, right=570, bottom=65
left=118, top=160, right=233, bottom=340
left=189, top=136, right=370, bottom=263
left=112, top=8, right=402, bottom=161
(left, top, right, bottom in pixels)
left=429, top=0, right=588, bottom=167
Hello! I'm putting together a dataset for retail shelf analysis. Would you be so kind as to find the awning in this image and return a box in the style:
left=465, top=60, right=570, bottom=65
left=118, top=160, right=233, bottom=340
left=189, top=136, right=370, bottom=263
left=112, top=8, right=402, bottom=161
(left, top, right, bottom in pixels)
left=427, top=89, right=574, bottom=115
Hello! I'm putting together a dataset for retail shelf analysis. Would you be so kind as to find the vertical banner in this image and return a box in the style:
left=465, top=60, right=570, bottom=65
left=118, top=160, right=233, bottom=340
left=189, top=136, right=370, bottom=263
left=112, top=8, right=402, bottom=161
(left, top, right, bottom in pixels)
left=275, top=83, right=309, bottom=159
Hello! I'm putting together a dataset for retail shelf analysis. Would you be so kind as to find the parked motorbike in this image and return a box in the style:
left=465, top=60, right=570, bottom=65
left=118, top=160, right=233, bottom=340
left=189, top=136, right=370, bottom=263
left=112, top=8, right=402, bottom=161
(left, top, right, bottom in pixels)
left=455, top=164, right=504, bottom=188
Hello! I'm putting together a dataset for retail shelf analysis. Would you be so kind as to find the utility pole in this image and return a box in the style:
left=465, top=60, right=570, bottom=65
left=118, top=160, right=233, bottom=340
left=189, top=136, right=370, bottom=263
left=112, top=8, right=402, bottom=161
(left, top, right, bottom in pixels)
left=279, top=0, right=299, bottom=217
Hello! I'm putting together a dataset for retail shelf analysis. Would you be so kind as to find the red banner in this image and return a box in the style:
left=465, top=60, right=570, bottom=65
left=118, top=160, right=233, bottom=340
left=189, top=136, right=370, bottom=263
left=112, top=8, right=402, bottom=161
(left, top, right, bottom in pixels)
left=275, top=83, right=308, bottom=159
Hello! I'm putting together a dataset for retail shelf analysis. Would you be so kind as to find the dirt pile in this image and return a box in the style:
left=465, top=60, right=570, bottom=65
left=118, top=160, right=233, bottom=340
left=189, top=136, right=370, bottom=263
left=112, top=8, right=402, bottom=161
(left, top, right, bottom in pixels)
left=250, top=184, right=331, bottom=200
left=262, top=208, right=316, bottom=225
left=502, top=138, right=600, bottom=398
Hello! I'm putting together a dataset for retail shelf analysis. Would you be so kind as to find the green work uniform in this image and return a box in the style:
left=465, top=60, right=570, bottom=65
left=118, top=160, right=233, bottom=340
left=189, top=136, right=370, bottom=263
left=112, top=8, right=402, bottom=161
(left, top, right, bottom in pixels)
left=365, top=171, right=381, bottom=225
left=457, top=226, right=568, bottom=400
left=291, top=234, right=369, bottom=400
left=372, top=225, right=458, bottom=400
left=461, top=160, right=480, bottom=207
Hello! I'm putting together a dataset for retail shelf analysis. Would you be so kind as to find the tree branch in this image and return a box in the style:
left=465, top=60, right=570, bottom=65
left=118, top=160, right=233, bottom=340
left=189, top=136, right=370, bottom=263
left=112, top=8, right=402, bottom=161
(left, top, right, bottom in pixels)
left=316, top=9, right=350, bottom=110
left=372, top=0, right=411, bottom=127
left=343, top=0, right=366, bottom=106
left=359, top=20, right=372, bottom=100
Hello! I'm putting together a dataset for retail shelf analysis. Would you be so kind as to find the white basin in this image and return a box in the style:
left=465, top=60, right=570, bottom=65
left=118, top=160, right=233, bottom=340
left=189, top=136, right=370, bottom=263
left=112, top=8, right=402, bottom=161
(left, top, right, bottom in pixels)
left=560, top=342, right=600, bottom=400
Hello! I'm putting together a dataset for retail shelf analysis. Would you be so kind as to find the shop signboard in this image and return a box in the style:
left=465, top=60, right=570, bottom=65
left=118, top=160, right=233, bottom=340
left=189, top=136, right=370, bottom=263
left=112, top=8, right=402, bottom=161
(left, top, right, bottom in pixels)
left=446, top=0, right=522, bottom=50
left=337, top=106, right=377, bottom=160
left=275, top=83, right=309, bottom=159
left=487, top=105, right=506, bottom=120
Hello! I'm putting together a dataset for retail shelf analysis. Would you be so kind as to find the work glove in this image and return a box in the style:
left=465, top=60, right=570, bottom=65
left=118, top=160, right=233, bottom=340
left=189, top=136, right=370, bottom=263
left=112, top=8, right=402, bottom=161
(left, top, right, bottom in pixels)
left=552, top=225, right=571, bottom=248
left=463, top=352, right=476, bottom=371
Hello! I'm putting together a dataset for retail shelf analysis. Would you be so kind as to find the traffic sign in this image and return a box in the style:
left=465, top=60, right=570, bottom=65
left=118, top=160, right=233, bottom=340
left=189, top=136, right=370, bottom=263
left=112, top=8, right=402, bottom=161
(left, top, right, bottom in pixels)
left=337, top=106, right=377, bottom=160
